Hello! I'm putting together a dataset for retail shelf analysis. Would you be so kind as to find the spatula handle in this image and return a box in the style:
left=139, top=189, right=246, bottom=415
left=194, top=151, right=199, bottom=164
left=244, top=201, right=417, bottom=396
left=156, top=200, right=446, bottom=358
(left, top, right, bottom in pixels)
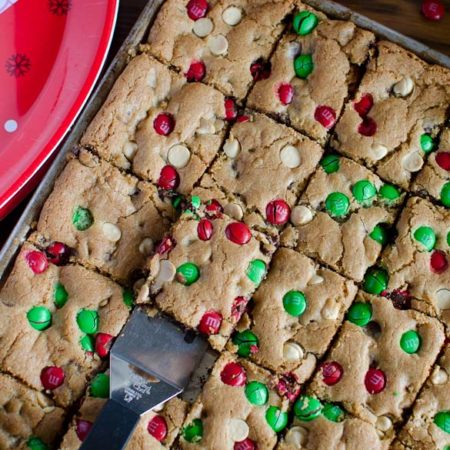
left=80, top=399, right=140, bottom=450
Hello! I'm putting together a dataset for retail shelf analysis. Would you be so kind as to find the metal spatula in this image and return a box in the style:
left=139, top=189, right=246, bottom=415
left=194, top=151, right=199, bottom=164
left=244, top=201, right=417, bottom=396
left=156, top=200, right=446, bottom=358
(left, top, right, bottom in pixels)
left=80, top=307, right=208, bottom=450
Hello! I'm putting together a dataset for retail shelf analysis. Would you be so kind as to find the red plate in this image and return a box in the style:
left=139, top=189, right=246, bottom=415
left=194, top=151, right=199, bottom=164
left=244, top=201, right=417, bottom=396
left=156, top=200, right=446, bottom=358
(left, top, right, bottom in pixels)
left=0, top=0, right=118, bottom=219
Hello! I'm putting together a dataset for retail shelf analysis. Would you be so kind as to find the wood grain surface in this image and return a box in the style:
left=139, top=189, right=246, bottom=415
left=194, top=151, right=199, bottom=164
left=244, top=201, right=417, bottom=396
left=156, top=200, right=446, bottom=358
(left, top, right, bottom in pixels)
left=1, top=0, right=449, bottom=243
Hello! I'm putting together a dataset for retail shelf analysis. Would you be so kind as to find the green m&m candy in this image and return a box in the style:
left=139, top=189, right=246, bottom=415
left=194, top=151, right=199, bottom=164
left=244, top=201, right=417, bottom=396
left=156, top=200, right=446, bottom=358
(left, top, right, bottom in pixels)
left=294, top=54, right=314, bottom=79
left=322, top=403, right=345, bottom=423
left=27, top=306, right=52, bottom=331
left=172, top=195, right=183, bottom=210
left=72, top=206, right=93, bottom=231
left=76, top=309, right=99, bottom=334
left=352, top=180, right=376, bottom=204
left=293, top=11, right=319, bottom=36
left=379, top=184, right=401, bottom=203
left=400, top=330, right=421, bottom=354
left=122, top=288, right=134, bottom=309
left=176, top=262, right=200, bottom=285
left=80, top=334, right=95, bottom=352
left=420, top=133, right=436, bottom=154
left=441, top=182, right=450, bottom=208
left=265, top=406, right=288, bottom=432
left=294, top=395, right=322, bottom=421
left=232, top=330, right=259, bottom=357
left=363, top=267, right=388, bottom=295
left=90, top=373, right=110, bottom=398
left=245, top=381, right=269, bottom=405
left=347, top=302, right=372, bottom=326
left=320, top=154, right=340, bottom=174
left=247, top=259, right=266, bottom=285
left=54, top=282, right=68, bottom=308
left=26, top=436, right=48, bottom=450
left=183, top=418, right=203, bottom=443
left=369, top=223, right=389, bottom=245
left=434, top=411, right=450, bottom=434
left=191, top=196, right=201, bottom=210
left=413, top=226, right=436, bottom=251
left=448, top=231, right=450, bottom=247
left=325, top=192, right=350, bottom=217
left=283, top=290, right=307, bottom=317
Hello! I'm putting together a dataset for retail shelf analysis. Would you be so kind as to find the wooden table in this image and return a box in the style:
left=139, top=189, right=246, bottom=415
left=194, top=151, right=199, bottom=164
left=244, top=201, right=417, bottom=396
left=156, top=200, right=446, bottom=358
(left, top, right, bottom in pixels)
left=1, top=0, right=449, bottom=245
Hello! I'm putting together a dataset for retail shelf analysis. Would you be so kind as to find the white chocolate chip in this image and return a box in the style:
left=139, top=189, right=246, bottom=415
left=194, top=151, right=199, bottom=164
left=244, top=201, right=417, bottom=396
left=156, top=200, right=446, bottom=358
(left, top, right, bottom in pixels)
left=43, top=406, right=55, bottom=413
left=99, top=298, right=109, bottom=307
left=139, top=238, right=154, bottom=256
left=222, top=6, right=242, bottom=26
left=290, top=205, right=313, bottom=226
left=168, top=144, right=191, bottom=168
left=376, top=416, right=392, bottom=432
left=136, top=283, right=149, bottom=304
left=123, top=142, right=138, bottom=160
left=322, top=304, right=340, bottom=320
left=435, top=288, right=450, bottom=310
left=309, top=274, right=324, bottom=285
left=393, top=77, right=414, bottom=97
left=371, top=144, right=388, bottom=161
left=214, top=119, right=225, bottom=132
left=229, top=419, right=249, bottom=442
left=280, top=145, right=301, bottom=168
left=193, top=18, right=213, bottom=37
left=208, top=34, right=228, bottom=55
left=431, top=367, right=448, bottom=385
left=223, top=137, right=240, bottom=158
left=283, top=342, right=304, bottom=361
left=224, top=203, right=243, bottom=220
left=285, top=426, right=308, bottom=447
left=102, top=223, right=121, bottom=242
left=197, top=117, right=215, bottom=135
left=402, top=151, right=423, bottom=172
left=286, top=42, right=301, bottom=59
left=156, top=260, right=176, bottom=283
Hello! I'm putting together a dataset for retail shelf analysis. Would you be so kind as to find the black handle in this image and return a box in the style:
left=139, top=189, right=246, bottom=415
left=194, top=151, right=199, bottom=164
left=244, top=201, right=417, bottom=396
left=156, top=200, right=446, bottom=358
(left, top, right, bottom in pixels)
left=80, top=399, right=140, bottom=450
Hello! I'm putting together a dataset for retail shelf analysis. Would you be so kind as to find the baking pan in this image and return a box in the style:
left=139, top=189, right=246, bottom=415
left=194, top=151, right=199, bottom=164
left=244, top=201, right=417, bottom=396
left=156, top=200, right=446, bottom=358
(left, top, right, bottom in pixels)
left=1, top=0, right=450, bottom=283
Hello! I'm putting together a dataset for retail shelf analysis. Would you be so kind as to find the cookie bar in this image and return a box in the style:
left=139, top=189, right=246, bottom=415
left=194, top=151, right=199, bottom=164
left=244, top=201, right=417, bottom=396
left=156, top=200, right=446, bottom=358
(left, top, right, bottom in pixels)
left=247, top=4, right=374, bottom=143
left=414, top=127, right=450, bottom=208
left=289, top=154, right=403, bottom=281
left=375, top=196, right=450, bottom=330
left=394, top=345, right=450, bottom=450
left=333, top=41, right=450, bottom=189
left=277, top=399, right=390, bottom=450
left=309, top=291, right=445, bottom=428
left=0, top=374, right=65, bottom=450
left=179, top=352, right=293, bottom=449
left=81, top=54, right=227, bottom=194
left=192, top=112, right=322, bottom=231
left=146, top=0, right=294, bottom=100
left=60, top=374, right=187, bottom=449
left=34, top=150, right=173, bottom=282
left=228, top=248, right=356, bottom=382
left=139, top=214, right=273, bottom=350
left=0, top=243, right=130, bottom=407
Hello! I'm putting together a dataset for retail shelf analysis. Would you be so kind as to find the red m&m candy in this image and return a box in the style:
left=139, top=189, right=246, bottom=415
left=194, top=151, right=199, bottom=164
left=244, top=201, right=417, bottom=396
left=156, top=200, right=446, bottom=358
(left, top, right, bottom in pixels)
left=225, top=222, right=251, bottom=245
left=364, top=368, right=386, bottom=394
left=224, top=98, right=238, bottom=121
left=153, top=113, right=175, bottom=136
left=147, top=415, right=168, bottom=442
left=75, top=419, right=93, bottom=442
left=205, top=199, right=223, bottom=218
left=95, top=333, right=114, bottom=358
left=266, top=199, right=291, bottom=225
left=436, top=152, right=450, bottom=171
left=278, top=83, right=294, bottom=105
left=186, top=0, right=208, bottom=20
left=421, top=0, right=445, bottom=21
left=46, top=242, right=70, bottom=265
left=198, top=311, right=222, bottom=335
left=234, top=438, right=257, bottom=450
left=41, top=366, right=65, bottom=390
left=158, top=166, right=180, bottom=190
left=358, top=117, right=377, bottom=137
left=354, top=93, right=374, bottom=117
left=321, top=361, right=343, bottom=386
left=250, top=60, right=271, bottom=81
left=430, top=250, right=448, bottom=274
left=156, top=235, right=176, bottom=255
left=220, top=362, right=247, bottom=386
left=26, top=251, right=49, bottom=274
left=314, top=105, right=336, bottom=129
left=231, top=296, right=248, bottom=322
left=197, top=219, right=213, bottom=241
left=186, top=61, right=206, bottom=82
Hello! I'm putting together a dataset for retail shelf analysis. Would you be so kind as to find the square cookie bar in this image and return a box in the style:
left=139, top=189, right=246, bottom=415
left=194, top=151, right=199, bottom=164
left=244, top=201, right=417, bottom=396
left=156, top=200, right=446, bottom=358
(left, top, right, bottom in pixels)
left=0, top=374, right=65, bottom=450
left=289, top=154, right=403, bottom=281
left=0, top=243, right=130, bottom=407
left=228, top=248, right=356, bottom=382
left=81, top=54, right=227, bottom=194
left=394, top=345, right=450, bottom=450
left=139, top=214, right=274, bottom=350
left=414, top=127, right=450, bottom=208
left=333, top=41, right=450, bottom=189
left=34, top=150, right=173, bottom=282
left=277, top=399, right=390, bottom=450
left=146, top=0, right=293, bottom=99
left=60, top=376, right=187, bottom=450
left=179, top=352, right=294, bottom=449
left=193, top=112, right=323, bottom=230
left=309, top=292, right=445, bottom=428
left=377, top=197, right=450, bottom=329
left=247, top=3, right=374, bottom=143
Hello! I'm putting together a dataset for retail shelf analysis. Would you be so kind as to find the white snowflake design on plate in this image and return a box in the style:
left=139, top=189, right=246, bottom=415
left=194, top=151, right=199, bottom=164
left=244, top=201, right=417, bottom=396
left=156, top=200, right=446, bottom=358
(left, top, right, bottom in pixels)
left=0, top=0, right=18, bottom=14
